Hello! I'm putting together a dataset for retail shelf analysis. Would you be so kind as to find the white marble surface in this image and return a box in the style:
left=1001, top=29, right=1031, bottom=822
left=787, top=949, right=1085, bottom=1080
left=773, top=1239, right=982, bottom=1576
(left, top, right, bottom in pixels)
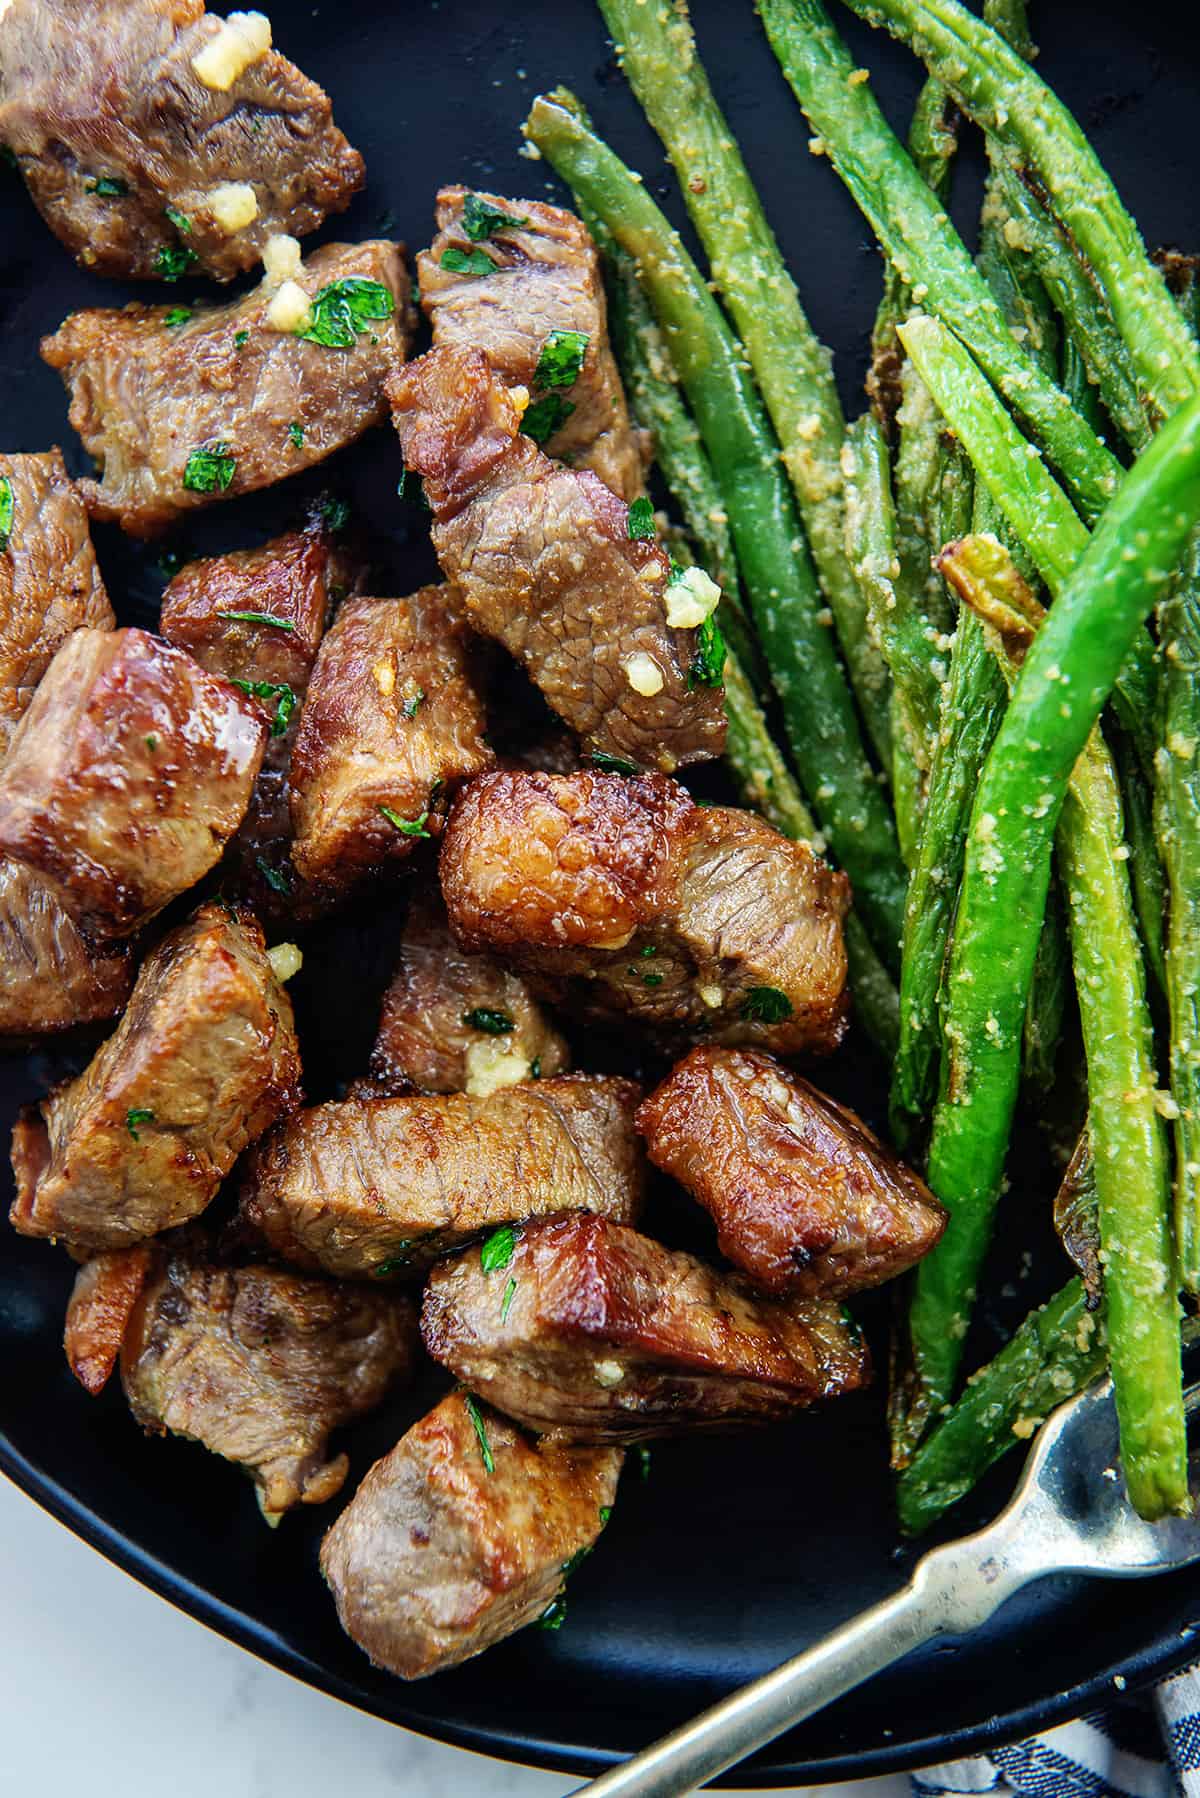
left=1, top=1472, right=910, bottom=1797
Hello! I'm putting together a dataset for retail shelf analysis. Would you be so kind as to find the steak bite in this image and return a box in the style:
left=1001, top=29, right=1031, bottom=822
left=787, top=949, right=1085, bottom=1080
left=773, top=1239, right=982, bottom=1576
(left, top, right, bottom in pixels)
left=367, top=889, right=570, bottom=1097
left=418, top=186, right=644, bottom=502
left=387, top=346, right=725, bottom=774
left=234, top=1074, right=644, bottom=1280
left=42, top=240, right=416, bottom=537
left=0, top=0, right=363, bottom=282
left=63, top=1234, right=417, bottom=1517
left=0, top=628, right=266, bottom=938
left=321, top=1391, right=622, bottom=1679
left=160, top=522, right=362, bottom=916
left=441, top=769, right=851, bottom=1056
left=637, top=1049, right=947, bottom=1297
left=288, top=587, right=492, bottom=904
left=11, top=902, right=302, bottom=1252
left=421, top=1213, right=869, bottom=1442
left=0, top=449, right=114, bottom=757
left=0, top=858, right=133, bottom=1036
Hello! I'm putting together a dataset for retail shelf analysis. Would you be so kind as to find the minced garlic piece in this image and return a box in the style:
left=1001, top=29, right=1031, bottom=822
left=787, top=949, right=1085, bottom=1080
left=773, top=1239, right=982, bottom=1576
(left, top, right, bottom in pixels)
left=261, top=232, right=301, bottom=288
left=192, top=11, right=272, bottom=91
left=267, top=942, right=303, bottom=983
left=594, top=1359, right=626, bottom=1388
left=664, top=564, right=720, bottom=630
left=509, top=383, right=531, bottom=419
left=465, top=1037, right=530, bottom=1099
left=624, top=652, right=664, bottom=697
left=698, top=984, right=724, bottom=1009
left=373, top=659, right=395, bottom=697
left=207, top=182, right=258, bottom=233
left=1011, top=1415, right=1040, bottom=1440
left=266, top=278, right=312, bottom=334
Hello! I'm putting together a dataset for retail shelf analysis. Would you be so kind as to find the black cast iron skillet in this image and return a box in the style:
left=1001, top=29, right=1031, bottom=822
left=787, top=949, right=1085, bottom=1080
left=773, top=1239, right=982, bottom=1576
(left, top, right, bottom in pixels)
left=2, top=0, right=1198, bottom=1782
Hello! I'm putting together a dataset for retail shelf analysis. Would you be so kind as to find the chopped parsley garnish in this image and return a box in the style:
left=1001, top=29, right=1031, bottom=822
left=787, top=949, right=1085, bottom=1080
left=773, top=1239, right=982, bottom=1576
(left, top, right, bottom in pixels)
left=640, top=944, right=657, bottom=958
left=440, top=246, right=497, bottom=277
left=627, top=495, right=655, bottom=541
left=480, top=1225, right=517, bottom=1274
left=230, top=678, right=297, bottom=738
left=126, top=1108, right=155, bottom=1142
left=256, top=856, right=293, bottom=896
left=298, top=277, right=395, bottom=350
left=463, top=1008, right=515, bottom=1036
left=530, top=1056, right=542, bottom=1080
left=539, top=1597, right=568, bottom=1631
left=539, top=1541, right=597, bottom=1632
left=462, top=192, right=530, bottom=241
left=88, top=176, right=128, bottom=197
left=599, top=1505, right=613, bottom=1527
left=182, top=443, right=236, bottom=493
left=521, top=392, right=574, bottom=444
left=500, top=1277, right=518, bottom=1323
left=590, top=750, right=638, bottom=777
left=0, top=477, right=12, bottom=553
left=216, top=609, right=295, bottom=631
left=637, top=1445, right=652, bottom=1480
left=379, top=782, right=440, bottom=837
left=164, top=205, right=192, bottom=234
left=155, top=242, right=196, bottom=281
left=318, top=494, right=350, bottom=533
left=740, top=985, right=793, bottom=1024
left=372, top=1232, right=439, bottom=1277
left=401, top=687, right=425, bottom=719
left=464, top=1393, right=495, bottom=1474
left=164, top=305, right=192, bottom=328
left=688, top=614, right=727, bottom=689
left=233, top=328, right=249, bottom=349
left=145, top=735, right=158, bottom=752
left=840, top=1305, right=863, bottom=1349
left=287, top=422, right=304, bottom=448
left=643, top=972, right=663, bottom=988
left=534, top=328, right=589, bottom=390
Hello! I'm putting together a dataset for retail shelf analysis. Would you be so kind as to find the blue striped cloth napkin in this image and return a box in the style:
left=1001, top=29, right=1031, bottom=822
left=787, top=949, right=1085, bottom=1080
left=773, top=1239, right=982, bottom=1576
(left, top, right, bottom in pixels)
left=911, top=1665, right=1200, bottom=1797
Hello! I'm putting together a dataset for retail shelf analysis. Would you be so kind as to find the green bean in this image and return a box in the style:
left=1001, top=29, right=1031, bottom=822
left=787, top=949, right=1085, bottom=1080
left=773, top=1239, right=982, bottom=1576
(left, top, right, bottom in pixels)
left=601, top=239, right=762, bottom=688
left=897, top=313, right=1160, bottom=782
left=991, top=165, right=1148, bottom=453
left=843, top=413, right=944, bottom=767
left=892, top=396, right=1200, bottom=1464
left=837, top=0, right=1200, bottom=426
left=893, top=360, right=956, bottom=638
left=950, top=539, right=1184, bottom=1518
left=1023, top=873, right=1069, bottom=1095
left=757, top=0, right=1122, bottom=523
left=1157, top=574, right=1200, bottom=1291
left=896, top=1278, right=1106, bottom=1536
left=526, top=89, right=908, bottom=963
left=596, top=0, right=894, bottom=736
left=1115, top=734, right=1167, bottom=998
left=868, top=77, right=959, bottom=430
left=722, top=652, right=900, bottom=1061
left=1061, top=333, right=1108, bottom=444
left=890, top=600, right=1005, bottom=1151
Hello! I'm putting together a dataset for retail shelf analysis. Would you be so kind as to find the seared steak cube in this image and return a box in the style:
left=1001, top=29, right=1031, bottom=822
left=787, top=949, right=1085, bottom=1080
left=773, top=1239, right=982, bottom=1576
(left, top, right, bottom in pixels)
left=160, top=523, right=362, bottom=916
left=0, top=0, right=363, bottom=282
left=421, top=1213, right=869, bottom=1442
left=321, top=1391, right=622, bottom=1678
left=0, top=449, right=113, bottom=756
left=65, top=1235, right=417, bottom=1518
left=387, top=346, right=725, bottom=774
left=288, top=587, right=492, bottom=903
left=42, top=240, right=416, bottom=536
left=0, top=858, right=133, bottom=1036
left=367, top=889, right=570, bottom=1097
left=234, top=1074, right=644, bottom=1280
left=637, top=1049, right=946, bottom=1297
left=419, top=186, right=644, bottom=502
left=0, top=628, right=266, bottom=937
left=159, top=523, right=353, bottom=698
left=11, top=902, right=302, bottom=1251
left=441, top=769, right=850, bottom=1056
left=63, top=1243, right=156, bottom=1396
